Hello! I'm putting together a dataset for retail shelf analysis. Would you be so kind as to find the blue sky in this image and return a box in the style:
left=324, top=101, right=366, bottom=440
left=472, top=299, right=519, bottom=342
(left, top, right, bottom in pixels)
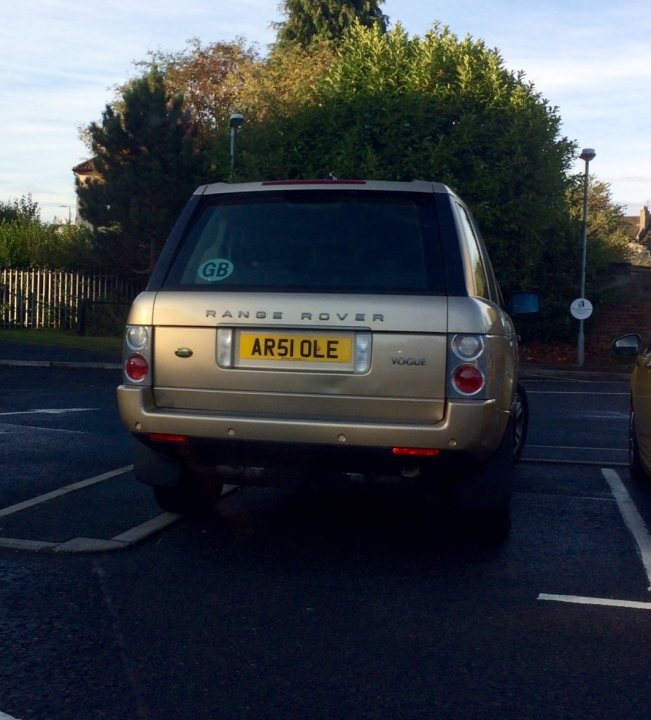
left=1, top=0, right=649, bottom=222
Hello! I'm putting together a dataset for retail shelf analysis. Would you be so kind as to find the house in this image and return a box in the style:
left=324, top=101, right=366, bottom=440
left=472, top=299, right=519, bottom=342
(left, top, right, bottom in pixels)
left=635, top=206, right=650, bottom=244
left=621, top=206, right=649, bottom=241
left=72, top=158, right=99, bottom=185
left=71, top=159, right=100, bottom=227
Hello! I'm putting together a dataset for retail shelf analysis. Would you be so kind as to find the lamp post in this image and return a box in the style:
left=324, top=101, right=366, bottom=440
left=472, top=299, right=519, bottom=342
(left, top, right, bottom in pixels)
left=229, top=113, right=245, bottom=181
left=577, top=147, right=595, bottom=367
left=59, top=204, right=72, bottom=223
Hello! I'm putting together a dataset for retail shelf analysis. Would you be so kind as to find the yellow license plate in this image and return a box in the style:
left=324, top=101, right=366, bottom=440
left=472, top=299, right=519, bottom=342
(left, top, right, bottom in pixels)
left=239, top=333, right=353, bottom=363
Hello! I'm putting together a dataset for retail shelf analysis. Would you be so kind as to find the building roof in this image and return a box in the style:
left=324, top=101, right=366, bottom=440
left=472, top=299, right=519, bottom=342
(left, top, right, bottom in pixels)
left=72, top=159, right=97, bottom=175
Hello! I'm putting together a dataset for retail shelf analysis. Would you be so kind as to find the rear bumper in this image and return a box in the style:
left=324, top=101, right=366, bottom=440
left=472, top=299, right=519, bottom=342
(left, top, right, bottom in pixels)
left=118, top=384, right=511, bottom=466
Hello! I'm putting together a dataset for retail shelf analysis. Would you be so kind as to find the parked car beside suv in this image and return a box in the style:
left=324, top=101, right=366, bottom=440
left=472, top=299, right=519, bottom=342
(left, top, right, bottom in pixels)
left=613, top=333, right=651, bottom=481
left=117, top=179, right=538, bottom=535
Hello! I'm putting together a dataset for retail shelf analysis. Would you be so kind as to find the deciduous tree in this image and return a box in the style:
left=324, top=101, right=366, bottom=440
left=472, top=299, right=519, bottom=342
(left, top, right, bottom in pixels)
left=129, top=39, right=336, bottom=178
left=0, top=216, right=96, bottom=270
left=132, top=39, right=258, bottom=138
left=0, top=195, right=40, bottom=223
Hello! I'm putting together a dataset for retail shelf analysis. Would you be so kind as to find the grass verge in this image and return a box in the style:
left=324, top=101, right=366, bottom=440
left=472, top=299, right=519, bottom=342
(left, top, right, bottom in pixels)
left=0, top=328, right=122, bottom=355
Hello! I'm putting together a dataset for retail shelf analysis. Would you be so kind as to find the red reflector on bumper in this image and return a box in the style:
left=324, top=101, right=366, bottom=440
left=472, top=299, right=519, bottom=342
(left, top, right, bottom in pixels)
left=392, top=447, right=440, bottom=457
left=147, top=433, right=188, bottom=444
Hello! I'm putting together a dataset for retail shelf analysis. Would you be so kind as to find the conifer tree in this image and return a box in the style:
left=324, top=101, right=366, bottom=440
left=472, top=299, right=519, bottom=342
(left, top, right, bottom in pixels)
left=275, top=0, right=388, bottom=49
left=76, top=68, right=208, bottom=273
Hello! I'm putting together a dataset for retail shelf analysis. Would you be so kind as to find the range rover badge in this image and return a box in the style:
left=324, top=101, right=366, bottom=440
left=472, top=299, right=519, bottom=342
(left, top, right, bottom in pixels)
left=175, top=347, right=193, bottom=359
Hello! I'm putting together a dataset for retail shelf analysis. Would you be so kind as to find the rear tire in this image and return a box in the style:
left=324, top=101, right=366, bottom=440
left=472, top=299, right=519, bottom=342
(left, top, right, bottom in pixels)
left=448, top=416, right=516, bottom=540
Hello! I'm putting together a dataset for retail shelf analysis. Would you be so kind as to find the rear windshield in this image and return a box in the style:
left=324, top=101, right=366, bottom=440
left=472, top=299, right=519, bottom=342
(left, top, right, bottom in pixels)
left=162, top=189, right=445, bottom=294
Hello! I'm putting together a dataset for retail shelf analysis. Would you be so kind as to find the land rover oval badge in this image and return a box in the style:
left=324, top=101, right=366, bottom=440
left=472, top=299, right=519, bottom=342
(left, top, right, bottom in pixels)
left=175, top=347, right=193, bottom=359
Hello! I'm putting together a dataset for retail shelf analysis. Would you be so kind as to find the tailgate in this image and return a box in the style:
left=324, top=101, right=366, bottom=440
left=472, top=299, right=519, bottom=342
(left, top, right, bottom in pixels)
left=151, top=292, right=448, bottom=425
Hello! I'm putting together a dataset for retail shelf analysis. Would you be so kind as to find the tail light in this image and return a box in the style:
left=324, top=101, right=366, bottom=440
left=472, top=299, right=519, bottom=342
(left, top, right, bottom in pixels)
left=123, top=325, right=152, bottom=385
left=125, top=353, right=149, bottom=382
left=447, top=334, right=487, bottom=398
left=451, top=363, right=485, bottom=395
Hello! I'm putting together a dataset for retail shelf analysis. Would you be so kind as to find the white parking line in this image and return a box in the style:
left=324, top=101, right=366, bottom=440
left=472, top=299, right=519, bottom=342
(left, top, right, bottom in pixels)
left=1, top=710, right=22, bottom=720
left=522, top=446, right=627, bottom=467
left=526, top=444, right=626, bottom=453
left=526, top=390, right=629, bottom=396
left=0, top=408, right=97, bottom=417
left=539, top=467, right=651, bottom=609
left=602, top=468, right=651, bottom=591
left=0, top=466, right=133, bottom=519
left=538, top=594, right=651, bottom=610
left=0, top=468, right=238, bottom=552
left=1, top=423, right=97, bottom=436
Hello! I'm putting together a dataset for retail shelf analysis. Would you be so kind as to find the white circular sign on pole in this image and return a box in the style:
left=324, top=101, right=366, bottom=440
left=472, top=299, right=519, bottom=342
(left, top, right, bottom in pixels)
left=570, top=298, right=593, bottom=320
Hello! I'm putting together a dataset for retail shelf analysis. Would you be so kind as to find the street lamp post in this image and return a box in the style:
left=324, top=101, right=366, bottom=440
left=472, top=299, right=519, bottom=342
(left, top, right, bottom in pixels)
left=229, top=113, right=245, bottom=181
left=577, top=147, right=596, bottom=367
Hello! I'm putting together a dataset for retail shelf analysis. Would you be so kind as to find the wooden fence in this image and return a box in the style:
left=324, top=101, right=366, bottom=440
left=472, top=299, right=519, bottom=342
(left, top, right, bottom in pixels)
left=0, top=268, right=146, bottom=331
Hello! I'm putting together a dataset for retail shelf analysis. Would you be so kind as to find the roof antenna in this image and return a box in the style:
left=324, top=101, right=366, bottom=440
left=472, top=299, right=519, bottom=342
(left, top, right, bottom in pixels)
left=326, top=172, right=338, bottom=180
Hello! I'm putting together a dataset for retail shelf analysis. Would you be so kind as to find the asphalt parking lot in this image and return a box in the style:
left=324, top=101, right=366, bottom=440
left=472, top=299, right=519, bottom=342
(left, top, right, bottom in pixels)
left=3, top=339, right=651, bottom=720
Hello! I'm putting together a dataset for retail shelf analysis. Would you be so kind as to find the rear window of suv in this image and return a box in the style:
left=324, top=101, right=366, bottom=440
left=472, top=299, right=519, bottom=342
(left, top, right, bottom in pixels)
left=162, top=189, right=445, bottom=294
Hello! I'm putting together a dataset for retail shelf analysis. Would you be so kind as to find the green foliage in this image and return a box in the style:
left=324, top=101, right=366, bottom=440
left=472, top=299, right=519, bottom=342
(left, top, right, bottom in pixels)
left=0, top=218, right=45, bottom=267
left=0, top=217, right=96, bottom=270
left=0, top=194, right=40, bottom=222
left=236, top=42, right=335, bottom=124
left=69, top=20, right=630, bottom=344
left=110, top=39, right=338, bottom=186
left=132, top=38, right=258, bottom=138
left=517, top=176, right=630, bottom=343
left=49, top=222, right=97, bottom=270
left=76, top=67, right=210, bottom=273
left=224, top=42, right=336, bottom=180
left=240, top=23, right=575, bottom=297
left=78, top=300, right=132, bottom=337
left=0, top=328, right=122, bottom=353
left=275, top=0, right=388, bottom=49
left=238, top=22, right=627, bottom=341
left=567, top=175, right=630, bottom=276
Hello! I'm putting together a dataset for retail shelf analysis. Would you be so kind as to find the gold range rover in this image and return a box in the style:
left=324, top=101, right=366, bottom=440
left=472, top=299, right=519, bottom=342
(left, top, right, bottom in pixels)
left=117, top=179, right=538, bottom=534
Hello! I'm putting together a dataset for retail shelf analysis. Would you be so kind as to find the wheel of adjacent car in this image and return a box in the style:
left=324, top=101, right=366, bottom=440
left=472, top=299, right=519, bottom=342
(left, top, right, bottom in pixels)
left=629, top=410, right=646, bottom=482
left=153, top=470, right=224, bottom=515
left=512, top=384, right=529, bottom=460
